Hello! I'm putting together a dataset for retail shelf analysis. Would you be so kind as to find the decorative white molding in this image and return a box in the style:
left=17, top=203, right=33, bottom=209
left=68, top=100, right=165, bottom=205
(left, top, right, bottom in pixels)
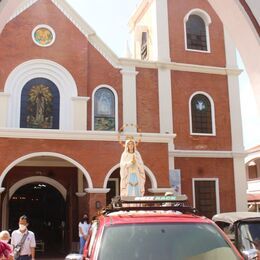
left=4, top=59, right=78, bottom=130
left=128, top=0, right=153, bottom=31
left=75, top=192, right=87, bottom=197
left=148, top=188, right=174, bottom=193
left=118, top=58, right=242, bottom=76
left=184, top=8, right=212, bottom=53
left=192, top=178, right=220, bottom=213
left=8, top=0, right=38, bottom=21
left=32, top=24, right=56, bottom=47
left=189, top=91, right=216, bottom=136
left=245, top=150, right=260, bottom=164
left=17, top=159, right=72, bottom=167
left=85, top=188, right=110, bottom=194
left=0, top=152, right=93, bottom=189
left=0, top=128, right=175, bottom=143
left=71, top=97, right=90, bottom=101
left=171, top=149, right=246, bottom=158
left=91, top=85, right=119, bottom=131
left=9, top=176, right=67, bottom=200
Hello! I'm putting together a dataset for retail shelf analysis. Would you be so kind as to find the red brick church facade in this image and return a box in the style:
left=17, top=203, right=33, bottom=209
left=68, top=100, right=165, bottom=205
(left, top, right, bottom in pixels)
left=0, top=0, right=246, bottom=252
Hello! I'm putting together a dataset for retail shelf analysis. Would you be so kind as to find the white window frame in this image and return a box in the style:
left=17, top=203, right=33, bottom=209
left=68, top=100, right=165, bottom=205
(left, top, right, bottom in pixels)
left=189, top=91, right=216, bottom=136
left=192, top=178, right=220, bottom=214
left=134, top=25, right=149, bottom=60
left=91, top=85, right=118, bottom=131
left=184, top=9, right=212, bottom=53
left=32, top=24, right=56, bottom=47
left=4, top=59, right=77, bottom=130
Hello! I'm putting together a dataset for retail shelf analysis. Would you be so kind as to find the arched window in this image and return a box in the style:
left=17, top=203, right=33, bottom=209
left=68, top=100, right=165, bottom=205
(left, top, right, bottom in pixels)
left=93, top=87, right=116, bottom=131
left=184, top=9, right=211, bottom=52
left=186, top=15, right=207, bottom=51
left=20, top=78, right=60, bottom=129
left=141, top=31, right=148, bottom=60
left=190, top=93, right=214, bottom=134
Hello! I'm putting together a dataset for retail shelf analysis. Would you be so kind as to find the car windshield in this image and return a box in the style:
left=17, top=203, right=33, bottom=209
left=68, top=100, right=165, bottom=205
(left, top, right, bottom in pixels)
left=97, top=223, right=239, bottom=260
left=239, top=221, right=260, bottom=252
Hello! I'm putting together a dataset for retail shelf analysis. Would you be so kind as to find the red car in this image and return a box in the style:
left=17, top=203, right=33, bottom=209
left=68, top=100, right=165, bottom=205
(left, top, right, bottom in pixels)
left=82, top=196, right=242, bottom=260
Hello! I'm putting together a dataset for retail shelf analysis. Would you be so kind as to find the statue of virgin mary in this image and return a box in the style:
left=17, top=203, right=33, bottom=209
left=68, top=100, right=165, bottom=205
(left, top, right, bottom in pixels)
left=120, top=138, right=145, bottom=197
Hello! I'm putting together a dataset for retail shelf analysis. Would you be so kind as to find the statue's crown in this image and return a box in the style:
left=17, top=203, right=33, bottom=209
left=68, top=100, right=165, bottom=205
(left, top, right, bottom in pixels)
left=125, top=135, right=135, bottom=141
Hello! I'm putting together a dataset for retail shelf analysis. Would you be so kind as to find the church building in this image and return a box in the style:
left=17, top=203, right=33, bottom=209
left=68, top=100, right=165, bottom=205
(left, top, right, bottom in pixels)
left=0, top=0, right=247, bottom=253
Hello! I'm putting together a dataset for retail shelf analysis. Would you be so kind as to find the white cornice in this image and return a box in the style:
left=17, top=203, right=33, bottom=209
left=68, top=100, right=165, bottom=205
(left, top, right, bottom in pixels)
left=71, top=96, right=90, bottom=101
left=9, top=0, right=38, bottom=21
left=171, top=150, right=246, bottom=158
left=85, top=188, right=110, bottom=194
left=118, top=58, right=242, bottom=76
left=148, top=188, right=174, bottom=193
left=0, top=128, right=175, bottom=143
left=128, top=0, right=153, bottom=31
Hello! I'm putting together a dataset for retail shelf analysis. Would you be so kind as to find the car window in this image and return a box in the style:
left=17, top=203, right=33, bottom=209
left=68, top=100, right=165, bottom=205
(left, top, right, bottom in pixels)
left=239, top=221, right=260, bottom=252
left=215, top=221, right=235, bottom=241
left=97, top=223, right=240, bottom=260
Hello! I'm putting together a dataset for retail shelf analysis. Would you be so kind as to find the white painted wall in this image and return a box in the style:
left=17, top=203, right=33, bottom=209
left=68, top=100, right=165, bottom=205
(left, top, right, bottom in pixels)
left=72, top=97, right=89, bottom=131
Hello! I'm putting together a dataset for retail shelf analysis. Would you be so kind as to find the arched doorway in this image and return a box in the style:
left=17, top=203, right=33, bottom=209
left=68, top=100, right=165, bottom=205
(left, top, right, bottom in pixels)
left=9, top=183, right=66, bottom=256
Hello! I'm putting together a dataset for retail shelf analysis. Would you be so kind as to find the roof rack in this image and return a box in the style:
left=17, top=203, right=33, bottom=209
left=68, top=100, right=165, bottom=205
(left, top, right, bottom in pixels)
left=103, top=195, right=198, bottom=215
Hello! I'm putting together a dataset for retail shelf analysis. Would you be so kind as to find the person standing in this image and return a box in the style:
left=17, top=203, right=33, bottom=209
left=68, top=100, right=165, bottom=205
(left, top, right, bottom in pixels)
left=11, top=215, right=36, bottom=260
left=78, top=215, right=89, bottom=254
left=0, top=240, right=12, bottom=260
left=0, top=231, right=13, bottom=260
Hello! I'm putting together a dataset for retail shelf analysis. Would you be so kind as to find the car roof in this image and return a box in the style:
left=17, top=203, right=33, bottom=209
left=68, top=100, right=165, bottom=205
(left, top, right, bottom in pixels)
left=99, top=212, right=213, bottom=225
left=212, top=212, right=260, bottom=224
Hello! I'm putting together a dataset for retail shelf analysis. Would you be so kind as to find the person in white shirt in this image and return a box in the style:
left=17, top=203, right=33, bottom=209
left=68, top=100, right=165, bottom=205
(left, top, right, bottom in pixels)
left=11, top=215, right=36, bottom=260
left=78, top=214, right=89, bottom=254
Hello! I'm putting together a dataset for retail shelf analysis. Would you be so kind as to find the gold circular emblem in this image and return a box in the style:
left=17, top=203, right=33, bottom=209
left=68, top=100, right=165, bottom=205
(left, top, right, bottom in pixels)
left=34, top=27, right=53, bottom=46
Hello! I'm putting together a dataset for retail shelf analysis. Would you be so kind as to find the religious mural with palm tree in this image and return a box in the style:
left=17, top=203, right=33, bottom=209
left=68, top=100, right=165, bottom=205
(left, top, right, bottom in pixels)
left=20, top=78, right=60, bottom=129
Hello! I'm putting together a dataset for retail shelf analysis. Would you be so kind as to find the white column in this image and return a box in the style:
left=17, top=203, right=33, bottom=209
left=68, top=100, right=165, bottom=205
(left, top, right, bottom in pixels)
left=0, top=93, right=9, bottom=127
left=158, top=69, right=173, bottom=134
left=224, top=27, right=247, bottom=211
left=72, top=96, right=89, bottom=131
left=154, top=0, right=170, bottom=61
left=120, top=67, right=138, bottom=128
left=233, top=157, right=248, bottom=211
left=77, top=169, right=84, bottom=193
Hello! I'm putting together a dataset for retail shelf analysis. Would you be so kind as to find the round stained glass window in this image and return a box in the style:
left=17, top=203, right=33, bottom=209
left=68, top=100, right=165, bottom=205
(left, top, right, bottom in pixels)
left=32, top=25, right=55, bottom=47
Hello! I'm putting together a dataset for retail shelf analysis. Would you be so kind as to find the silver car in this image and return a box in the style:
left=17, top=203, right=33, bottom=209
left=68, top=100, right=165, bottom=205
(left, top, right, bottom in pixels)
left=213, top=212, right=260, bottom=260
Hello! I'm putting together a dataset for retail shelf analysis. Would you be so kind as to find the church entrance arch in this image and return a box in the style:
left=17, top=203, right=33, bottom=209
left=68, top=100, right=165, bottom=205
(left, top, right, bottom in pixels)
left=0, top=152, right=93, bottom=254
left=8, top=180, right=66, bottom=256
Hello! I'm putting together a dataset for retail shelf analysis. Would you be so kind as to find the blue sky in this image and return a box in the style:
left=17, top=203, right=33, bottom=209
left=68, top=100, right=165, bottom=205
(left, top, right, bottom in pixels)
left=67, top=0, right=259, bottom=149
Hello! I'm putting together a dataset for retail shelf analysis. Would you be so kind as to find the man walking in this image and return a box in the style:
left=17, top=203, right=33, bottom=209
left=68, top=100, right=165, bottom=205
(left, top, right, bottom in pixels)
left=11, top=215, right=36, bottom=260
